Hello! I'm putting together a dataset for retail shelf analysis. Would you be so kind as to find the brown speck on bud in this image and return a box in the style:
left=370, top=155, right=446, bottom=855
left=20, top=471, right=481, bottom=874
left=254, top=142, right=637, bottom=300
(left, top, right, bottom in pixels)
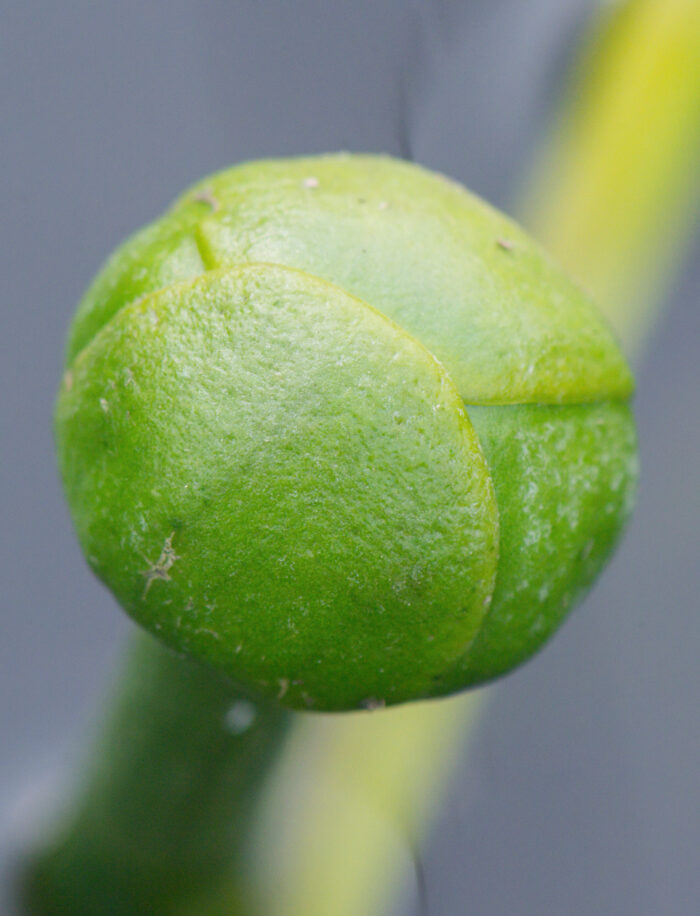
left=192, top=188, right=220, bottom=212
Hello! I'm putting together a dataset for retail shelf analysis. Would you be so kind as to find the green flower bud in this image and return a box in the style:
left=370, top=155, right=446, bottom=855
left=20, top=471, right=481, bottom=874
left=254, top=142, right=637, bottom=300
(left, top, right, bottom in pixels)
left=56, top=155, right=637, bottom=711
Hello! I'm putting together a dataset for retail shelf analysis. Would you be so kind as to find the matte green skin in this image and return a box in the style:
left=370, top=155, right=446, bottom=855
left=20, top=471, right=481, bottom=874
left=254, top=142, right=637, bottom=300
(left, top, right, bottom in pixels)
left=56, top=154, right=637, bottom=711
left=23, top=633, right=289, bottom=915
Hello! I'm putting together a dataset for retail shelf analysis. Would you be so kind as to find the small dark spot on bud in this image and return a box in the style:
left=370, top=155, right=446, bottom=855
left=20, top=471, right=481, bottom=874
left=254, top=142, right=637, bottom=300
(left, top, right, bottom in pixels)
left=361, top=697, right=386, bottom=711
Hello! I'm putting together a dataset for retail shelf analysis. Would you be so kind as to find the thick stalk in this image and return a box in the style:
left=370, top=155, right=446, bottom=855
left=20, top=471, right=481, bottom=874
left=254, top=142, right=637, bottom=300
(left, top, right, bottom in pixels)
left=521, top=0, right=700, bottom=347
left=249, top=692, right=484, bottom=916
left=23, top=4, right=700, bottom=916
left=245, top=2, right=700, bottom=914
left=22, top=631, right=291, bottom=915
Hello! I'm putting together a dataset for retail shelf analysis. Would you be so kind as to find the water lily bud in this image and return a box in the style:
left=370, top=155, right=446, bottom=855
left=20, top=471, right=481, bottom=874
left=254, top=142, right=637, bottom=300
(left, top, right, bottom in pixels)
left=56, top=155, right=637, bottom=711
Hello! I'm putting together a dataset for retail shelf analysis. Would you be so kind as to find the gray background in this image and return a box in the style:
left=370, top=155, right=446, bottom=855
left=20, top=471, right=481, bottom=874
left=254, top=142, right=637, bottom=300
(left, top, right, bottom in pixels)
left=2, top=2, right=698, bottom=914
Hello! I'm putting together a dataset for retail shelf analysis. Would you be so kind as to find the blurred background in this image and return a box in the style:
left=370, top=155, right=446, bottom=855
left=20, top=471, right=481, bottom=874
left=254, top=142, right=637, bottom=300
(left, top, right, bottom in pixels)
left=2, top=1, right=698, bottom=913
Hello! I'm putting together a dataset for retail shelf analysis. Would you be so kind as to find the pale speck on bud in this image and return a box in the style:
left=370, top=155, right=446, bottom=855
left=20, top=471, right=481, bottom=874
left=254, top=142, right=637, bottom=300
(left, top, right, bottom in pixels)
left=224, top=700, right=256, bottom=735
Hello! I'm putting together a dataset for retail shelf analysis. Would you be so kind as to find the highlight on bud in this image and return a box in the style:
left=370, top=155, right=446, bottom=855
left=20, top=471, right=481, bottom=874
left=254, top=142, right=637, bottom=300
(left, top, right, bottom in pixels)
left=56, top=155, right=637, bottom=711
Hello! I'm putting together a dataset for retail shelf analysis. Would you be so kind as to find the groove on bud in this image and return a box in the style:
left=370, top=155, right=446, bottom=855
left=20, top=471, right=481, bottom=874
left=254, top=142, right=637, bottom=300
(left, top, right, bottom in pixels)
left=56, top=155, right=637, bottom=711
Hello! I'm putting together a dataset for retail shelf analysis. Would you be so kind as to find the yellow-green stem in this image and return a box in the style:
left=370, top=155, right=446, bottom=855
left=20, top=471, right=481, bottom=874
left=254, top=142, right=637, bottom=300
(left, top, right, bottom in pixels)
left=248, top=2, right=700, bottom=914
left=250, top=693, right=484, bottom=916
left=521, top=0, right=700, bottom=348
left=23, top=3, right=700, bottom=914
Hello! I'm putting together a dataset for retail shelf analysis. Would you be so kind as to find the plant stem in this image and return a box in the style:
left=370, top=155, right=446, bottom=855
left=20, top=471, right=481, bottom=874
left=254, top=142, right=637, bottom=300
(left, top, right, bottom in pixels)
left=243, top=3, right=700, bottom=915
left=22, top=631, right=291, bottom=915
left=521, top=0, right=700, bottom=349
left=24, top=4, right=700, bottom=916
left=248, top=692, right=485, bottom=916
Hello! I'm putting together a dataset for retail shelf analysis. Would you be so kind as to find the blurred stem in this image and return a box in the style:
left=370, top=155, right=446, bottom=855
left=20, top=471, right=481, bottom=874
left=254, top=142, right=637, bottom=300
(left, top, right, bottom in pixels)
left=22, top=631, right=291, bottom=915
left=521, top=0, right=700, bottom=350
left=249, top=693, right=484, bottom=916
left=248, top=2, right=700, bottom=915
left=24, top=2, right=700, bottom=915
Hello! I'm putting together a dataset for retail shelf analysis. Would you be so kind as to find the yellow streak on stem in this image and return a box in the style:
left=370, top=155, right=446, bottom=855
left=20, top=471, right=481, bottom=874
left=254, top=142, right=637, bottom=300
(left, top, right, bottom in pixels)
left=522, top=0, right=700, bottom=350
left=251, top=694, right=483, bottom=916
left=247, top=3, right=700, bottom=914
